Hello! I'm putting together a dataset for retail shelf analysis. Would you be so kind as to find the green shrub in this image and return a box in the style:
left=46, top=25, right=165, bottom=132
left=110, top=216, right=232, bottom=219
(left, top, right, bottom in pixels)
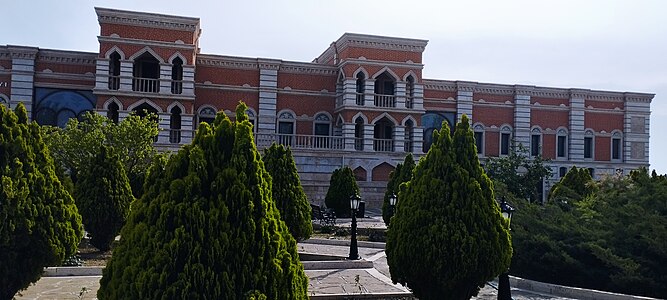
left=325, top=166, right=359, bottom=217
left=74, top=145, right=134, bottom=251
left=386, top=115, right=512, bottom=300
left=382, top=153, right=415, bottom=225
left=0, top=103, right=83, bottom=299
left=263, top=143, right=312, bottom=241
left=98, top=103, right=308, bottom=299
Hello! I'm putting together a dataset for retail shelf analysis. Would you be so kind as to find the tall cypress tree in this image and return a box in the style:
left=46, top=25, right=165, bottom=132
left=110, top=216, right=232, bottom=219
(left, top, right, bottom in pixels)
left=0, top=103, right=83, bottom=299
left=382, top=153, right=415, bottom=225
left=325, top=166, right=360, bottom=217
left=74, top=145, right=134, bottom=251
left=263, top=143, right=313, bottom=241
left=549, top=166, right=596, bottom=203
left=98, top=103, right=308, bottom=299
left=386, top=115, right=512, bottom=300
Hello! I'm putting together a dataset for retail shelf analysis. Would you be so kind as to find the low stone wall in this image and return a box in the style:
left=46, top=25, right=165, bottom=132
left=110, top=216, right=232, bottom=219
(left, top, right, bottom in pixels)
left=510, top=276, right=660, bottom=300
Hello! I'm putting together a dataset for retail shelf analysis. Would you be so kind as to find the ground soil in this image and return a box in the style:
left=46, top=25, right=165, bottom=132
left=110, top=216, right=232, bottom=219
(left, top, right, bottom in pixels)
left=77, top=238, right=112, bottom=267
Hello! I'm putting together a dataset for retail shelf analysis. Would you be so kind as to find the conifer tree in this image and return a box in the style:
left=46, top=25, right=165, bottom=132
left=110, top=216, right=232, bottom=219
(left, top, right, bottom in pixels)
left=98, top=103, right=308, bottom=299
left=0, top=103, right=83, bottom=299
left=263, top=143, right=313, bottom=241
left=325, top=166, right=360, bottom=217
left=74, top=145, right=134, bottom=251
left=386, top=115, right=512, bottom=300
left=549, top=166, right=596, bottom=203
left=382, top=153, right=415, bottom=225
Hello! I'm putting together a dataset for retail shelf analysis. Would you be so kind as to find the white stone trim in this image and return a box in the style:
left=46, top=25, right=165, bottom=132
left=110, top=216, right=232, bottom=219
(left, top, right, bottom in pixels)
left=127, top=98, right=163, bottom=113
left=104, top=46, right=126, bottom=60
left=370, top=112, right=398, bottom=125
left=371, top=66, right=400, bottom=81
left=128, top=46, right=165, bottom=63
left=166, top=101, right=186, bottom=113
left=168, top=52, right=188, bottom=65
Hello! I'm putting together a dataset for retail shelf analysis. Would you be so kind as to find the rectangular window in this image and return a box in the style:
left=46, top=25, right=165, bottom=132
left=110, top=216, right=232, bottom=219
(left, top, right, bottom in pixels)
left=474, top=132, right=483, bottom=154
left=531, top=134, right=541, bottom=156
left=612, top=138, right=621, bottom=160
left=500, top=133, right=510, bottom=155
left=314, top=123, right=330, bottom=136
left=278, top=121, right=294, bottom=146
left=557, top=136, right=567, bottom=158
left=584, top=137, right=593, bottom=159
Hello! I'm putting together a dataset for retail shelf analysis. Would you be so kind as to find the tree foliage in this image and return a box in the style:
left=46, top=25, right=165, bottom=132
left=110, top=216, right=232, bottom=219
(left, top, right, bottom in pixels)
left=98, top=103, right=308, bottom=299
left=324, top=166, right=360, bottom=217
left=263, top=143, right=312, bottom=241
left=0, top=104, right=83, bottom=299
left=485, top=143, right=552, bottom=202
left=510, top=167, right=667, bottom=298
left=74, top=145, right=134, bottom=251
left=548, top=166, right=596, bottom=203
left=382, top=153, right=415, bottom=225
left=386, top=115, right=512, bottom=300
left=45, top=111, right=159, bottom=198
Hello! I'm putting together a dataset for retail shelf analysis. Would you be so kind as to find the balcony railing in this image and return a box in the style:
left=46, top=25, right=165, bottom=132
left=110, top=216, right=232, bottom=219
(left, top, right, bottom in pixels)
left=133, top=77, right=159, bottom=93
left=108, top=76, right=120, bottom=90
left=355, top=138, right=364, bottom=151
left=374, top=94, right=396, bottom=108
left=356, top=93, right=365, bottom=105
left=255, top=133, right=346, bottom=150
left=171, top=80, right=183, bottom=94
left=169, top=129, right=181, bottom=143
left=406, top=96, right=414, bottom=109
left=404, top=140, right=413, bottom=152
left=374, top=138, right=394, bottom=152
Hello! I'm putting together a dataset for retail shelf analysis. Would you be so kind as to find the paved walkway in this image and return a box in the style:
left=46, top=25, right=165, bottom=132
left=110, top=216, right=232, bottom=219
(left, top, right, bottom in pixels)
left=15, top=238, right=576, bottom=300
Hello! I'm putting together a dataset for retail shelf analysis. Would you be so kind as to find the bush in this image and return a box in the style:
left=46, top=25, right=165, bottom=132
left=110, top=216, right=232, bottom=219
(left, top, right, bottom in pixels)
left=97, top=103, right=308, bottom=299
left=0, top=104, right=83, bottom=299
left=74, top=145, right=134, bottom=251
left=382, top=153, right=415, bottom=225
left=386, top=115, right=512, bottom=300
left=263, top=143, right=312, bottom=241
left=325, top=167, right=360, bottom=217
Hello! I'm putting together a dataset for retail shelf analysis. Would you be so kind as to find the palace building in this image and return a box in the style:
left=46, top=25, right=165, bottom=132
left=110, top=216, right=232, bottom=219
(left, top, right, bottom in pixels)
left=0, top=8, right=653, bottom=207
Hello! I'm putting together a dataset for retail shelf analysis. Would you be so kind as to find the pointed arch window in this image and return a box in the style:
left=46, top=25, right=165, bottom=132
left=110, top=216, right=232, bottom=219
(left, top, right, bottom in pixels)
left=170, top=106, right=182, bottom=143
left=557, top=129, right=568, bottom=158
left=107, top=102, right=119, bottom=124
left=474, top=124, right=485, bottom=155
left=584, top=130, right=594, bottom=159
left=406, top=75, right=415, bottom=109
left=500, top=125, right=512, bottom=156
left=374, top=71, right=396, bottom=107
left=531, top=128, right=542, bottom=157
left=314, top=113, right=331, bottom=148
left=354, top=117, right=364, bottom=151
left=356, top=72, right=365, bottom=105
left=404, top=119, right=414, bottom=152
left=109, top=52, right=121, bottom=90
left=133, top=52, right=160, bottom=93
left=171, top=57, right=183, bottom=94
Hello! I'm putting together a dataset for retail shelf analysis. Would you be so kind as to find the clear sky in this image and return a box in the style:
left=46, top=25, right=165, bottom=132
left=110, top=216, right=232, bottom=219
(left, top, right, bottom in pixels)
left=2, top=0, right=665, bottom=172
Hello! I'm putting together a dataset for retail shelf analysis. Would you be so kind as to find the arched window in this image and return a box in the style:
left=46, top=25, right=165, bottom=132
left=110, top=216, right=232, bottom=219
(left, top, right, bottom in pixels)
left=404, top=119, right=414, bottom=152
left=500, top=125, right=512, bottom=156
left=355, top=72, right=365, bottom=105
left=107, top=101, right=119, bottom=124
left=474, top=124, right=485, bottom=155
left=198, top=107, right=216, bottom=126
left=531, top=128, right=542, bottom=157
left=171, top=57, right=183, bottom=94
left=277, top=111, right=295, bottom=146
left=374, top=71, right=396, bottom=107
left=405, top=75, right=415, bottom=109
left=314, top=113, right=331, bottom=148
left=170, top=106, right=182, bottom=143
left=108, top=52, right=121, bottom=90
left=556, top=128, right=568, bottom=159
left=584, top=130, right=594, bottom=160
left=355, top=117, right=364, bottom=151
left=133, top=52, right=160, bottom=93
left=373, top=116, right=395, bottom=152
left=611, top=131, right=622, bottom=161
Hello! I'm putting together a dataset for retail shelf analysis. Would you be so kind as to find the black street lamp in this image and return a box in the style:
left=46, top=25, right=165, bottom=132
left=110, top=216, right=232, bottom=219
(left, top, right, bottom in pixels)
left=389, top=193, right=397, bottom=217
left=498, top=197, right=515, bottom=300
left=349, top=193, right=361, bottom=260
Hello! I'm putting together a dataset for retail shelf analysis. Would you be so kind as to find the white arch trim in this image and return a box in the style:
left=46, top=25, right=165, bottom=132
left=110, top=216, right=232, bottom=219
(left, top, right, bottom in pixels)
left=104, top=46, right=126, bottom=60
left=198, top=105, right=218, bottom=115
left=103, top=97, right=123, bottom=110
left=314, top=111, right=333, bottom=122
left=168, top=52, right=188, bottom=65
left=167, top=101, right=186, bottom=113
left=402, top=70, right=419, bottom=82
left=128, top=46, right=165, bottom=63
left=245, top=107, right=257, bottom=118
left=500, top=124, right=513, bottom=132
left=530, top=125, right=543, bottom=133
left=127, top=98, right=163, bottom=113
left=371, top=66, right=400, bottom=81
left=352, top=112, right=369, bottom=124
left=277, top=109, right=297, bottom=120
left=401, top=115, right=418, bottom=126
left=371, top=112, right=398, bottom=125
left=352, top=67, right=369, bottom=79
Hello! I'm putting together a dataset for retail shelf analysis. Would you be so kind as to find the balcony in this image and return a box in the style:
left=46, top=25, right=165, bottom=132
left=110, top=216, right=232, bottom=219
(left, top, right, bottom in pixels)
left=169, top=129, right=181, bottom=144
left=133, top=77, right=159, bottom=93
left=373, top=138, right=394, bottom=152
left=256, top=133, right=346, bottom=150
left=171, top=80, right=183, bottom=95
left=406, top=96, right=414, bottom=109
left=108, top=76, right=120, bottom=90
left=374, top=94, right=396, bottom=108
left=356, top=93, right=364, bottom=105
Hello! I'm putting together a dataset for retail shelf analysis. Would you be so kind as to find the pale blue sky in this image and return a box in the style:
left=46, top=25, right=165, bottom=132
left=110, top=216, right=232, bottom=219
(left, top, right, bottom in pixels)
left=2, top=0, right=665, bottom=172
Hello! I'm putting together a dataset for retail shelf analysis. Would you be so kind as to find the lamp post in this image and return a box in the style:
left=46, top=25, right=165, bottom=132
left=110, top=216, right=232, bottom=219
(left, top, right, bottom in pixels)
left=389, top=193, right=397, bottom=217
left=349, top=193, right=361, bottom=260
left=498, top=197, right=515, bottom=300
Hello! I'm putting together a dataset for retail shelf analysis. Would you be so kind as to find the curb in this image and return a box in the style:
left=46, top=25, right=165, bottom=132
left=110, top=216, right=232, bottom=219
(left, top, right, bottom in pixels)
left=309, top=292, right=414, bottom=299
left=510, top=276, right=660, bottom=300
left=302, top=238, right=386, bottom=249
left=43, top=266, right=103, bottom=277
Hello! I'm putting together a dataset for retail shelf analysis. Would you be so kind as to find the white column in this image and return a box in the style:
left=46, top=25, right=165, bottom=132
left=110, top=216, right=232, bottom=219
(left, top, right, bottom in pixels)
left=182, top=65, right=195, bottom=96
left=159, top=63, right=171, bottom=94
left=257, top=59, right=280, bottom=134
left=342, top=123, right=356, bottom=150
left=9, top=46, right=38, bottom=118
left=413, top=84, right=425, bottom=110
left=514, top=94, right=531, bottom=151
left=395, top=81, right=406, bottom=108
left=95, top=59, right=110, bottom=90
left=363, top=124, right=374, bottom=151
left=569, top=91, right=585, bottom=160
left=624, top=94, right=652, bottom=165
left=342, top=78, right=358, bottom=106
left=364, top=79, right=375, bottom=107
left=413, top=127, right=424, bottom=154
left=157, top=113, right=170, bottom=143
left=456, top=90, right=473, bottom=123
left=180, top=114, right=195, bottom=144
left=394, top=125, right=405, bottom=152
left=119, top=60, right=133, bottom=91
